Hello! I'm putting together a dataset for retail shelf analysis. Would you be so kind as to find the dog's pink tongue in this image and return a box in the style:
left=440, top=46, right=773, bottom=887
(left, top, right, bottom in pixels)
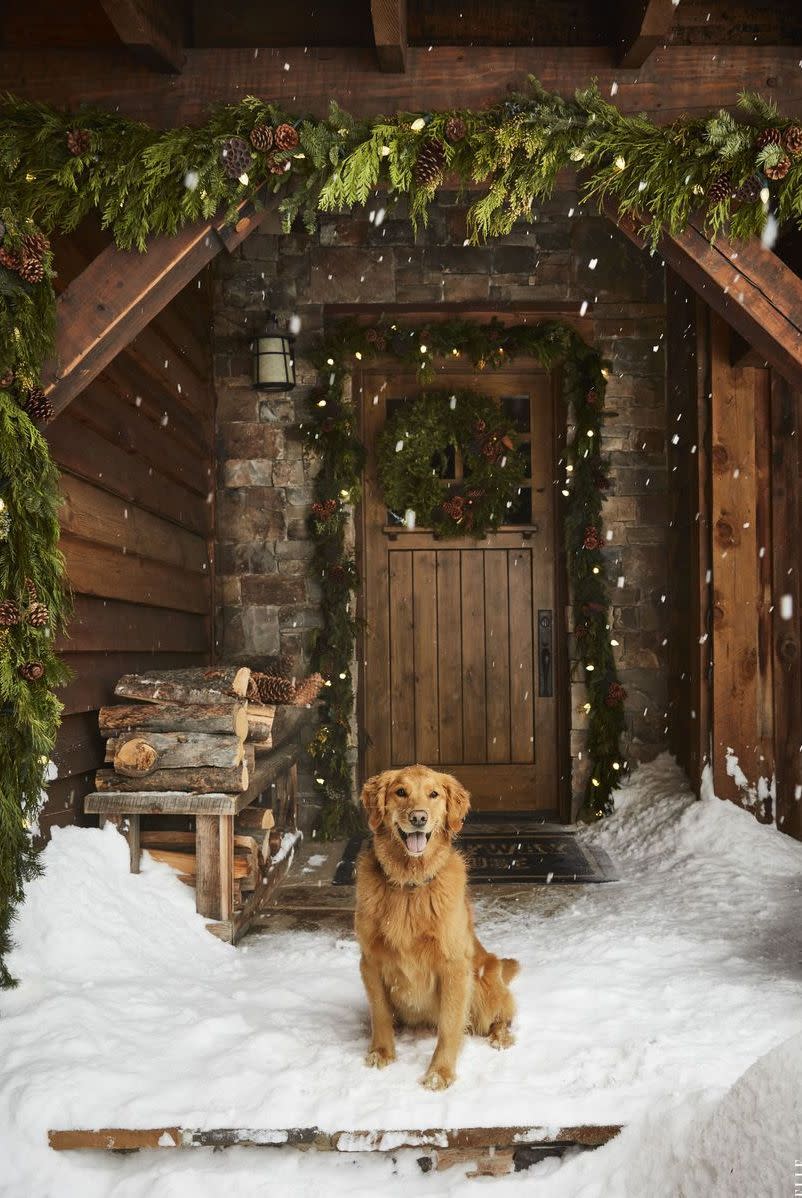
left=406, top=831, right=427, bottom=855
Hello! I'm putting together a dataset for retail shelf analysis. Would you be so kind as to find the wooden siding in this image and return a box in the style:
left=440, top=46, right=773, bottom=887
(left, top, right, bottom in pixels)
left=41, top=224, right=215, bottom=839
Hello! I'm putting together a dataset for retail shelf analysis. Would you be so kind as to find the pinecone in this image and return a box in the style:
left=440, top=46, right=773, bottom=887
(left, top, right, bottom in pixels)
left=765, top=156, right=791, bottom=181
left=442, top=495, right=465, bottom=523
left=220, top=136, right=253, bottom=180
left=605, top=681, right=627, bottom=708
left=445, top=115, right=467, bottom=144
left=0, top=247, right=20, bottom=272
left=583, top=525, right=602, bottom=550
left=25, top=579, right=49, bottom=627
left=0, top=600, right=21, bottom=627
left=23, top=387, right=53, bottom=423
left=66, top=128, right=92, bottom=156
left=756, top=127, right=782, bottom=149
left=18, top=254, right=44, bottom=284
left=413, top=138, right=445, bottom=188
left=253, top=673, right=296, bottom=705
left=249, top=123, right=274, bottom=152
left=328, top=563, right=347, bottom=585
left=735, top=174, right=762, bottom=203
left=311, top=499, right=338, bottom=521
left=586, top=386, right=599, bottom=406
left=19, top=661, right=45, bottom=682
left=274, top=123, right=300, bottom=152
left=22, top=232, right=49, bottom=259
left=265, top=154, right=288, bottom=176
left=292, top=672, right=325, bottom=706
left=785, top=125, right=802, bottom=157
left=365, top=327, right=387, bottom=350
left=707, top=172, right=733, bottom=205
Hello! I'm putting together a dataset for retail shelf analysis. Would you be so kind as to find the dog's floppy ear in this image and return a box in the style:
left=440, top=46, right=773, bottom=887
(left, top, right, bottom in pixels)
left=360, top=771, right=393, bottom=832
left=441, top=773, right=471, bottom=834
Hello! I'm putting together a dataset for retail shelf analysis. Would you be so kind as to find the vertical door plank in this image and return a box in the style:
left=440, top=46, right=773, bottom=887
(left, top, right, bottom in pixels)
left=413, top=549, right=439, bottom=763
left=436, top=551, right=463, bottom=763
left=485, top=550, right=511, bottom=762
left=389, top=550, right=415, bottom=763
left=508, top=548, right=535, bottom=762
left=461, top=551, right=486, bottom=762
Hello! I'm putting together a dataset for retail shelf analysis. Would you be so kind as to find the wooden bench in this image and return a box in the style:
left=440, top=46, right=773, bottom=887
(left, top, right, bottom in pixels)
left=84, top=739, right=302, bottom=943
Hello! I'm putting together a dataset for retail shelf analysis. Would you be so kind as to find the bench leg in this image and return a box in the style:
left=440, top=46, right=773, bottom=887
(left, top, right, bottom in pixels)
left=196, top=815, right=234, bottom=921
left=128, top=814, right=142, bottom=874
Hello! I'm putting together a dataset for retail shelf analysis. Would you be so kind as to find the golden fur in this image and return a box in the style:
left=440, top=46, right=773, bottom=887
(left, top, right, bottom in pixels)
left=355, top=764, right=519, bottom=1090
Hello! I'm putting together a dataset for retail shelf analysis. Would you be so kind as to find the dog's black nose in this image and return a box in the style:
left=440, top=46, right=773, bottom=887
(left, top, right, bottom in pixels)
left=408, top=809, right=428, bottom=828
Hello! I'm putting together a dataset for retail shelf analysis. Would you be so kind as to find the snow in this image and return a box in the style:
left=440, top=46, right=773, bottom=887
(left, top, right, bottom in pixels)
left=2, top=755, right=802, bottom=1196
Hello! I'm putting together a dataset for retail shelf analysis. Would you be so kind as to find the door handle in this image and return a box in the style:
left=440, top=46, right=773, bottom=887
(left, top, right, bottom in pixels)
left=538, top=610, right=553, bottom=697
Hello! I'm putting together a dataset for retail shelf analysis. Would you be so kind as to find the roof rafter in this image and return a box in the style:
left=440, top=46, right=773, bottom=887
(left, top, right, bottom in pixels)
left=617, top=0, right=678, bottom=68
left=370, top=0, right=407, bottom=72
left=98, top=0, right=185, bottom=73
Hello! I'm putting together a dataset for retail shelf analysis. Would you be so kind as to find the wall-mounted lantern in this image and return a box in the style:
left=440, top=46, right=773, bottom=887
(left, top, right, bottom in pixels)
left=252, top=314, right=295, bottom=391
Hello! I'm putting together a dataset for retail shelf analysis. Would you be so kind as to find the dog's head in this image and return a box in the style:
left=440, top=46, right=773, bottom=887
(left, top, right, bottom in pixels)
left=360, top=765, right=470, bottom=865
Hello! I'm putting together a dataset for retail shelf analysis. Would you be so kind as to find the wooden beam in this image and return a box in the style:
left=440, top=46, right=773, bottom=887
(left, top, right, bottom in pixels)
left=607, top=206, right=802, bottom=392
left=48, top=1123, right=622, bottom=1153
left=3, top=46, right=802, bottom=126
left=371, top=0, right=407, bottom=72
left=42, top=196, right=271, bottom=420
left=98, top=0, right=185, bottom=73
left=617, top=0, right=677, bottom=68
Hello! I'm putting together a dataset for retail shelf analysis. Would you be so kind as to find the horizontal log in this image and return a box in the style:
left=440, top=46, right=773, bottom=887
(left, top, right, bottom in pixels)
left=107, top=732, right=244, bottom=775
left=48, top=1123, right=622, bottom=1152
left=99, top=701, right=248, bottom=738
left=236, top=806, right=275, bottom=831
left=247, top=705, right=309, bottom=750
left=10, top=44, right=802, bottom=125
left=58, top=651, right=209, bottom=716
left=85, top=790, right=245, bottom=816
left=115, top=666, right=251, bottom=705
left=95, top=761, right=249, bottom=793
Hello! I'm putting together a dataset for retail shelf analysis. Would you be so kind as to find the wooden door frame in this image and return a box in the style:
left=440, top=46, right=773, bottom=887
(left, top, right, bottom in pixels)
left=345, top=308, right=573, bottom=822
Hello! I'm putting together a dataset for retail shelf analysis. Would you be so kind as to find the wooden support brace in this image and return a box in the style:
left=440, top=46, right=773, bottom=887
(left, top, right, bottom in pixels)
left=99, top=0, right=185, bottom=73
left=128, top=813, right=141, bottom=874
left=370, top=0, right=407, bottom=72
left=617, top=0, right=677, bottom=68
left=195, top=815, right=233, bottom=922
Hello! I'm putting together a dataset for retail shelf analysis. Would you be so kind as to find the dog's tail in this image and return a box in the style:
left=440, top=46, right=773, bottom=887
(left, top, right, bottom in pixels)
left=500, top=957, right=520, bottom=983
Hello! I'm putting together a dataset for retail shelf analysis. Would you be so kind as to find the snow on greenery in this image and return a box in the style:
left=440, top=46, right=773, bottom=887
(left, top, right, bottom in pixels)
left=1, top=755, right=801, bottom=1195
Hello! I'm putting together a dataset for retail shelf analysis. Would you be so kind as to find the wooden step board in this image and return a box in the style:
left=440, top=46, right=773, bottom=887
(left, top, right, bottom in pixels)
left=48, top=1123, right=622, bottom=1174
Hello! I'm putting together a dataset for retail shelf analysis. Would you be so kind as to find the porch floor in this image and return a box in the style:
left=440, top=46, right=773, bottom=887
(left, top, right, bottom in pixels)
left=2, top=755, right=802, bottom=1196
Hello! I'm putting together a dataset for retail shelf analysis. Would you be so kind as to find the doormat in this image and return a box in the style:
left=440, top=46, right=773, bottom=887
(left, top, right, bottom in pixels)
left=332, top=824, right=618, bottom=886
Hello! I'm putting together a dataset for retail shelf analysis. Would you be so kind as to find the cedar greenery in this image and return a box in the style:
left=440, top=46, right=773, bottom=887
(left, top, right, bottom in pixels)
left=377, top=389, right=526, bottom=538
left=303, top=318, right=625, bottom=838
left=1, top=74, right=799, bottom=980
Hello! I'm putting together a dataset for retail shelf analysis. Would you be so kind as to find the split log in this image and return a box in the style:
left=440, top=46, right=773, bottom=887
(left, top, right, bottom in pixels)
left=99, top=702, right=249, bottom=739
left=115, top=666, right=251, bottom=707
left=107, top=732, right=244, bottom=776
left=95, top=762, right=249, bottom=793
left=247, top=704, right=309, bottom=750
left=146, top=847, right=251, bottom=881
left=236, top=806, right=275, bottom=831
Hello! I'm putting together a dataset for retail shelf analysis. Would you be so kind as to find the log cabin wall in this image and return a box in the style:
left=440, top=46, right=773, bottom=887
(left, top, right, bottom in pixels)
left=212, top=190, right=669, bottom=824
left=40, top=224, right=216, bottom=840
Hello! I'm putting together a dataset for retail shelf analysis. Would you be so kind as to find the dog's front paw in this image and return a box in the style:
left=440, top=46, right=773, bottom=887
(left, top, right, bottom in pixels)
left=489, top=1021, right=515, bottom=1050
left=421, top=1065, right=455, bottom=1090
left=365, top=1046, right=396, bottom=1069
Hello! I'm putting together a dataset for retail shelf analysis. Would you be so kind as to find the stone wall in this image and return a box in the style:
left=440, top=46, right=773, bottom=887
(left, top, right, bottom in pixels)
left=212, top=189, right=668, bottom=824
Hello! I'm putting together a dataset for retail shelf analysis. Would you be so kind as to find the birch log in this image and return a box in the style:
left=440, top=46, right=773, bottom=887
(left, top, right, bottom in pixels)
left=95, top=762, right=249, bottom=794
left=114, top=667, right=251, bottom=706
left=107, top=732, right=244, bottom=776
left=99, top=702, right=249, bottom=740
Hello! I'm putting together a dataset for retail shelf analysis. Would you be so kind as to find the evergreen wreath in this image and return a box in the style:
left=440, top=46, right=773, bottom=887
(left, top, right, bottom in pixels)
left=2, top=73, right=798, bottom=982
left=376, top=389, right=526, bottom=538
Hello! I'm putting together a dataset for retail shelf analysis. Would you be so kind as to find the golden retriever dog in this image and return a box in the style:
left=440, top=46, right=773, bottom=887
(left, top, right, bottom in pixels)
left=355, top=764, right=519, bottom=1090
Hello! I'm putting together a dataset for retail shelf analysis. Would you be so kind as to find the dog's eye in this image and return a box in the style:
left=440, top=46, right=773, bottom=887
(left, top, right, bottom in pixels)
left=396, top=787, right=407, bottom=797
left=429, top=791, right=438, bottom=799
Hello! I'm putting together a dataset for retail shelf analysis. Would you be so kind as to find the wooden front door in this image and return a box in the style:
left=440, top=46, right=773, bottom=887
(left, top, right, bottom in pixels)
left=359, top=364, right=561, bottom=813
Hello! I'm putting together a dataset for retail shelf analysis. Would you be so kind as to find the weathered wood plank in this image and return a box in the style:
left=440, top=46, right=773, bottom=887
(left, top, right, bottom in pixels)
left=388, top=550, right=415, bottom=763
left=617, top=0, right=677, bottom=68
left=99, top=701, right=248, bottom=738
left=59, top=473, right=209, bottom=573
left=61, top=534, right=209, bottom=614
left=195, top=814, right=234, bottom=921
left=115, top=666, right=251, bottom=705
left=436, top=551, right=463, bottom=763
left=9, top=45, right=802, bottom=124
left=48, top=1123, right=622, bottom=1152
left=371, top=0, right=407, bottom=72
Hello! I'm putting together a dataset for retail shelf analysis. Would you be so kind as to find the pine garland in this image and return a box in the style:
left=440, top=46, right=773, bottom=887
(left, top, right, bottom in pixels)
left=1, top=74, right=800, bottom=979
left=304, top=318, right=625, bottom=837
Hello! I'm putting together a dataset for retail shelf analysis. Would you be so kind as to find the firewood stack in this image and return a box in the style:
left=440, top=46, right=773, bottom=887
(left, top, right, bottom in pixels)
left=94, top=665, right=323, bottom=906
